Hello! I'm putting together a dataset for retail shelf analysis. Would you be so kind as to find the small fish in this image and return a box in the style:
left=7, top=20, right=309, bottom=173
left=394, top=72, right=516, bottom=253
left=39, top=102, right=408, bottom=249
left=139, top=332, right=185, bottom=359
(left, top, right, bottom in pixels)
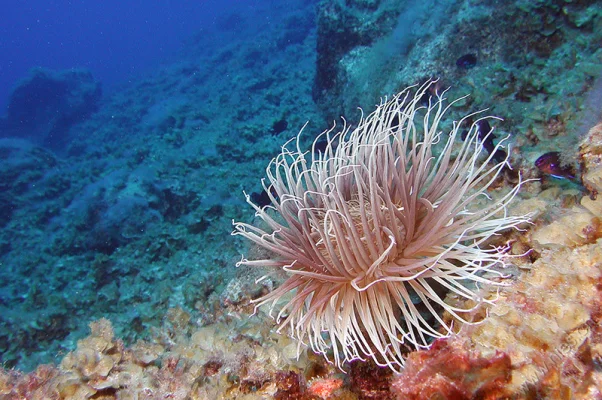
left=535, top=151, right=576, bottom=180
left=456, top=53, right=477, bottom=69
left=461, top=119, right=507, bottom=163
left=250, top=185, right=279, bottom=207
left=250, top=189, right=271, bottom=207
left=313, top=138, right=328, bottom=154
left=271, top=119, right=288, bottom=135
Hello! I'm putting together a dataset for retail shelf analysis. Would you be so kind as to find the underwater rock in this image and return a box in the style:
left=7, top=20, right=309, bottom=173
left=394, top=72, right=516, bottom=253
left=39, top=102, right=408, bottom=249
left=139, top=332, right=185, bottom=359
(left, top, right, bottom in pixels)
left=312, top=0, right=404, bottom=115
left=465, top=230, right=602, bottom=397
left=0, top=138, right=66, bottom=228
left=580, top=122, right=602, bottom=197
left=392, top=337, right=512, bottom=398
left=0, top=314, right=313, bottom=399
left=0, top=68, right=101, bottom=150
left=276, top=12, right=313, bottom=50
left=531, top=206, right=601, bottom=250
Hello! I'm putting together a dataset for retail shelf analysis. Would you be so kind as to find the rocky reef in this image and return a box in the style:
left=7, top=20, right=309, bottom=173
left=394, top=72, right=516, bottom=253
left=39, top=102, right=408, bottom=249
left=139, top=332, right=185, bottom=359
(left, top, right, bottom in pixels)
left=2, top=124, right=602, bottom=398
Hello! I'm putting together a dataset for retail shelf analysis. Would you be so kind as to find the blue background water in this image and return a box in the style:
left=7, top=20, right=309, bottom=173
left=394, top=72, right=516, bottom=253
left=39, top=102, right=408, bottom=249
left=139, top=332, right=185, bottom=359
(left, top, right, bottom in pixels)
left=0, top=0, right=258, bottom=112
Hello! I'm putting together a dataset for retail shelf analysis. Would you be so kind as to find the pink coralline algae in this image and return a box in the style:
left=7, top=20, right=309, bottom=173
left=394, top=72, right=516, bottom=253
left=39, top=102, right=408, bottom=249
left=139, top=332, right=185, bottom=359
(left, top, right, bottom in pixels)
left=392, top=337, right=513, bottom=399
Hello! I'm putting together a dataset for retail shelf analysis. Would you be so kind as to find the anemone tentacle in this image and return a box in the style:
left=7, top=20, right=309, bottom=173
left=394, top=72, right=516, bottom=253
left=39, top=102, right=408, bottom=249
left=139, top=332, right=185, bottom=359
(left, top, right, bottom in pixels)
left=232, top=81, right=529, bottom=371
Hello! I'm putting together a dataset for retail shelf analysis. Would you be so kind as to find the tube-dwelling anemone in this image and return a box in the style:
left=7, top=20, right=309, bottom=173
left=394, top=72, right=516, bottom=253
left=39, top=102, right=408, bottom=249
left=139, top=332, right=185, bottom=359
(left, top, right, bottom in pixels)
left=232, top=81, right=529, bottom=371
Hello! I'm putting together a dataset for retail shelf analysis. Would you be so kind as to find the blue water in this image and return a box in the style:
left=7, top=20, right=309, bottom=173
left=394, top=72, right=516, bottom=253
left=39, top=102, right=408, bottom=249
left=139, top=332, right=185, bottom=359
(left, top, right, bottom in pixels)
left=0, top=0, right=260, bottom=112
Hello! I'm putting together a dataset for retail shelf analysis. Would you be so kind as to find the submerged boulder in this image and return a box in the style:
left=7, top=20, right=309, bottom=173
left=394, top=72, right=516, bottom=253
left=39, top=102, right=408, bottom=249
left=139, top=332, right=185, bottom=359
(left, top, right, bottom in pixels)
left=0, top=68, right=101, bottom=149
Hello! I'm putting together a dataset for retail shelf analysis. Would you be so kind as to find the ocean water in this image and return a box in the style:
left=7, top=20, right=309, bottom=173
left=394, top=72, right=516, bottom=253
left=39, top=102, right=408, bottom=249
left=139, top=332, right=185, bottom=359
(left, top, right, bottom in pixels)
left=0, top=0, right=266, bottom=112
left=0, top=0, right=601, bottom=397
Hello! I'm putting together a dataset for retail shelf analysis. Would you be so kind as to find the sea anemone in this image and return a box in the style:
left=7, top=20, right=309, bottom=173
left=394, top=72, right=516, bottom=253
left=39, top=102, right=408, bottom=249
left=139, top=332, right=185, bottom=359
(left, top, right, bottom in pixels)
left=232, top=81, right=528, bottom=371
